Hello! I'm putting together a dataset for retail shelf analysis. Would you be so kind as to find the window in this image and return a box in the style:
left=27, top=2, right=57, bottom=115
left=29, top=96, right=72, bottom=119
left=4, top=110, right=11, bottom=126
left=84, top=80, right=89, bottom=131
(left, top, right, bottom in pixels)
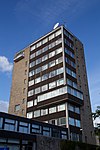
left=43, top=38, right=48, bottom=44
left=41, top=109, right=48, bottom=116
left=15, top=104, right=20, bottom=111
left=28, top=90, right=34, bottom=97
left=42, top=64, right=48, bottom=71
left=56, top=47, right=62, bottom=54
left=75, top=107, right=80, bottom=114
left=4, top=119, right=15, bottom=131
left=49, top=51, right=55, bottom=58
left=36, top=49, right=41, bottom=56
left=42, top=55, right=48, bottom=62
left=57, top=67, right=63, bottom=75
left=36, top=58, right=41, bottom=65
left=55, top=38, right=62, bottom=45
left=65, top=48, right=74, bottom=58
left=49, top=34, right=54, bottom=40
left=49, top=107, right=56, bottom=114
left=42, top=84, right=48, bottom=91
left=57, top=78, right=64, bottom=86
left=56, top=57, right=62, bottom=64
left=35, top=87, right=41, bottom=94
left=36, top=41, right=42, bottom=48
left=30, top=45, right=35, bottom=51
left=27, top=100, right=33, bottom=108
left=30, top=61, right=35, bottom=68
left=38, top=86, right=67, bottom=102
left=67, top=79, right=77, bottom=89
left=0, top=118, right=3, bottom=129
left=30, top=53, right=35, bottom=59
left=58, top=104, right=65, bottom=111
left=19, top=122, right=28, bottom=133
left=49, top=70, right=56, bottom=78
left=55, top=30, right=61, bottom=36
left=29, top=80, right=34, bottom=86
left=34, top=110, right=40, bottom=117
left=34, top=99, right=37, bottom=106
left=49, top=43, right=55, bottom=49
left=69, top=117, right=75, bottom=126
left=35, top=77, right=41, bottom=84
left=32, top=124, right=41, bottom=133
left=75, top=120, right=81, bottom=127
left=66, top=68, right=76, bottom=78
left=68, top=104, right=74, bottom=112
left=49, top=81, right=56, bottom=89
left=27, top=112, right=33, bottom=118
left=29, top=70, right=34, bottom=77
left=49, top=60, right=55, bottom=68
left=59, top=117, right=66, bottom=125
left=35, top=67, right=41, bottom=74
left=67, top=86, right=83, bottom=100
left=42, top=46, right=48, bottom=53
left=42, top=74, right=48, bottom=81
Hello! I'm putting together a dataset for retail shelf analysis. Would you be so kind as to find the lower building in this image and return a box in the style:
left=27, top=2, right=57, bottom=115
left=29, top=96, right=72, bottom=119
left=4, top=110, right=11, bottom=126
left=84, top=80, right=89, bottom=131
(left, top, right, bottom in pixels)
left=0, top=112, right=68, bottom=150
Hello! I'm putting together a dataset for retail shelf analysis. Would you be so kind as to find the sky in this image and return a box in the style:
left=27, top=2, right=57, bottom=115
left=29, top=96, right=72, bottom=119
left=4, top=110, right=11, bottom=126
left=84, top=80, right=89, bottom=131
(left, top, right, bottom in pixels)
left=0, top=0, right=100, bottom=119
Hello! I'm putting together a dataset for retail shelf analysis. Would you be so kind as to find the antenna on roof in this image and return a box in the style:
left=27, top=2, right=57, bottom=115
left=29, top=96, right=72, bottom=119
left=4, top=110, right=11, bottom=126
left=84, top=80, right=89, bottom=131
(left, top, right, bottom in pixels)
left=53, top=23, right=59, bottom=30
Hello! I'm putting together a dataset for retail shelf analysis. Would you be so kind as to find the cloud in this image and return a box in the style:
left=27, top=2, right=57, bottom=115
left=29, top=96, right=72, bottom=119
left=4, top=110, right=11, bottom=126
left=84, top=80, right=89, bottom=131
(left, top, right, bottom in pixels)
left=0, top=100, right=9, bottom=113
left=0, top=56, right=13, bottom=72
left=14, top=0, right=88, bottom=25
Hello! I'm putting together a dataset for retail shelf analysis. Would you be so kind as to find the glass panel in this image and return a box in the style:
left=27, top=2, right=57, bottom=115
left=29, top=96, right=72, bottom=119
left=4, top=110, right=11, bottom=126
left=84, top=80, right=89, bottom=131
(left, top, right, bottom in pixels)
left=56, top=47, right=62, bottom=54
left=28, top=90, right=34, bottom=97
left=27, top=112, right=33, bottom=118
left=49, top=60, right=55, bottom=68
left=29, top=70, right=34, bottom=77
left=42, top=74, right=48, bottom=81
left=35, top=77, right=41, bottom=84
left=49, top=107, right=56, bottom=114
left=68, top=104, right=74, bottom=112
left=34, top=110, right=40, bottom=117
left=30, top=53, right=35, bottom=59
left=42, top=55, right=48, bottom=62
left=35, top=87, right=41, bottom=94
left=0, top=118, right=3, bottom=128
left=4, top=123, right=15, bottom=131
left=49, top=81, right=56, bottom=89
left=30, top=45, right=35, bottom=51
left=58, top=104, right=65, bottom=111
left=57, top=78, right=64, bottom=86
left=15, top=104, right=20, bottom=111
left=42, top=64, right=48, bottom=71
left=43, top=131, right=50, bottom=136
left=75, top=120, right=81, bottom=127
left=27, top=100, right=33, bottom=108
left=41, top=84, right=48, bottom=92
left=69, top=117, right=75, bottom=126
left=59, top=117, right=66, bottom=125
left=19, top=126, right=28, bottom=133
left=75, top=107, right=80, bottom=114
left=49, top=51, right=55, bottom=58
left=5, top=119, right=15, bottom=124
left=36, top=58, right=41, bottom=65
left=41, top=109, right=48, bottom=116
left=29, top=80, right=34, bottom=86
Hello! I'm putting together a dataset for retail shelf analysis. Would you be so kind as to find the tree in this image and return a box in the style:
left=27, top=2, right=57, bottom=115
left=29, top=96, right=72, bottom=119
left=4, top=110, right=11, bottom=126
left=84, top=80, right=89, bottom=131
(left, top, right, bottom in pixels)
left=92, top=106, right=100, bottom=147
left=92, top=106, right=100, bottom=120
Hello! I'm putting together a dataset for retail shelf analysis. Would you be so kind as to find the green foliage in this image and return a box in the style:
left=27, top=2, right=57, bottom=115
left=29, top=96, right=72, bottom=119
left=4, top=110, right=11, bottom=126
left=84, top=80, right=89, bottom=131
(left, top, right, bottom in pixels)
left=92, top=106, right=100, bottom=120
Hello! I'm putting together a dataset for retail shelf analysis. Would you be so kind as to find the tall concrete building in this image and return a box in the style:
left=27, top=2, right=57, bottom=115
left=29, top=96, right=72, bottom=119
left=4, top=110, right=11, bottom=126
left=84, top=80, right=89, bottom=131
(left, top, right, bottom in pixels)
left=9, top=25, right=95, bottom=144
